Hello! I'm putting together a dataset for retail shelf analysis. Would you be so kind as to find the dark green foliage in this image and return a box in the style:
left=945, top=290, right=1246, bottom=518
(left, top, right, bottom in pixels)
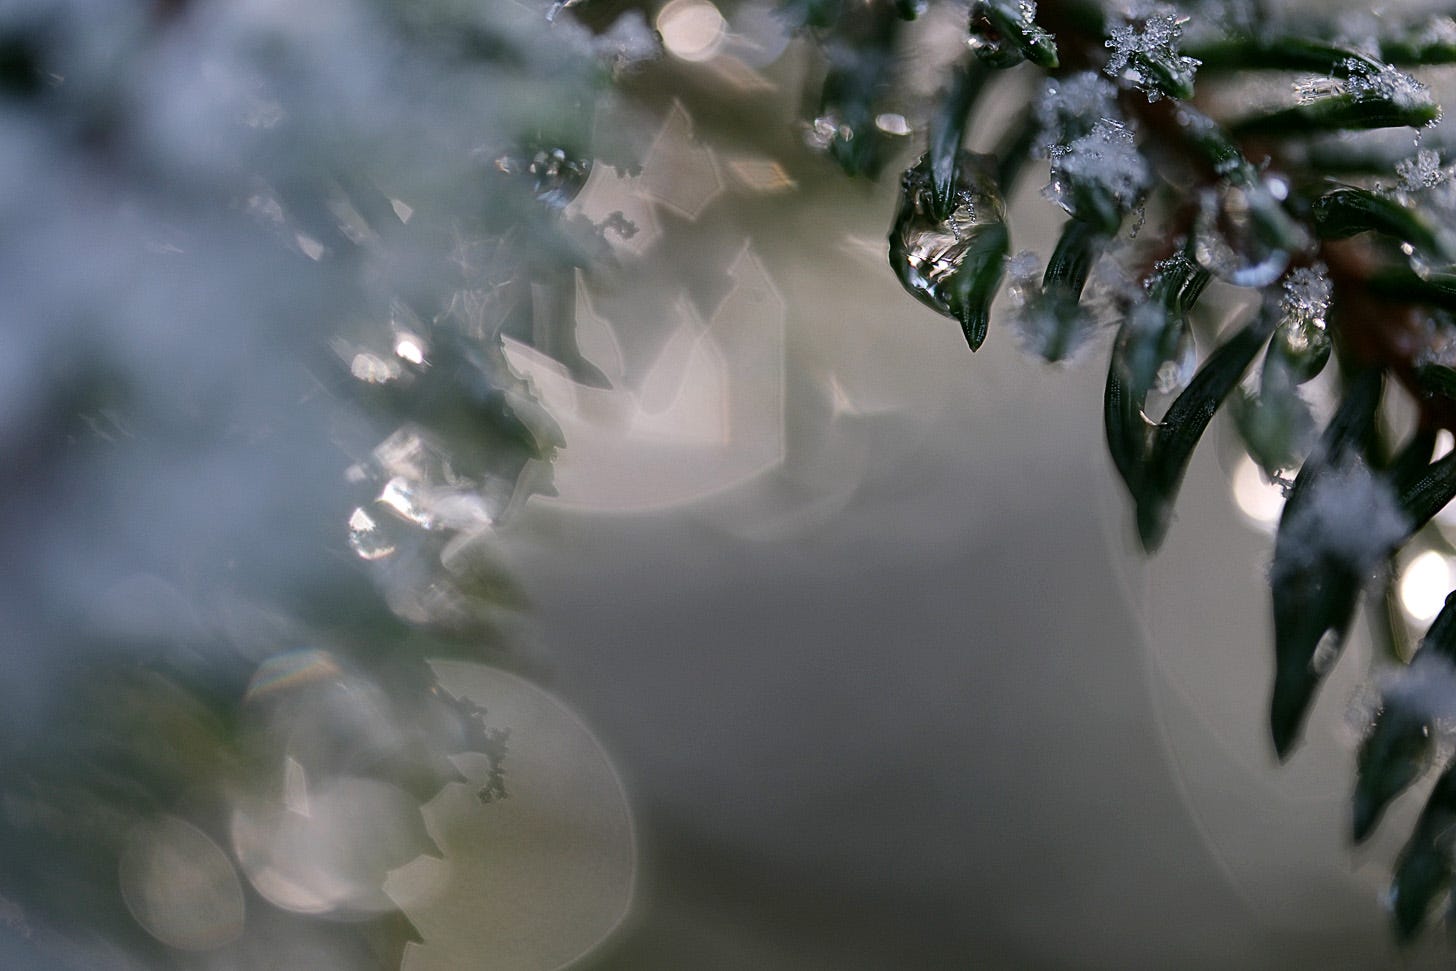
left=1392, top=765, right=1456, bottom=939
left=1354, top=592, right=1456, bottom=843
left=1135, top=312, right=1275, bottom=551
left=1268, top=369, right=1385, bottom=757
left=1312, top=186, right=1452, bottom=258
left=970, top=0, right=1059, bottom=68
left=1230, top=92, right=1441, bottom=137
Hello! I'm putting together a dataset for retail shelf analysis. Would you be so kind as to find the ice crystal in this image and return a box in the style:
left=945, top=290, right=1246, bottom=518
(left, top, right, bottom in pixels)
left=1294, top=75, right=1346, bottom=106
left=1280, top=265, right=1333, bottom=327
left=1344, top=58, right=1434, bottom=114
left=1397, top=149, right=1450, bottom=193
left=1103, top=7, right=1200, bottom=102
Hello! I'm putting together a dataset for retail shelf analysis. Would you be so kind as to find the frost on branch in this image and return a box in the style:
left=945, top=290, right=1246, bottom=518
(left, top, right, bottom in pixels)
left=1104, top=4, right=1200, bottom=102
left=1343, top=58, right=1434, bottom=114
left=1032, top=71, right=1119, bottom=156
left=1275, top=457, right=1408, bottom=580
left=1003, top=249, right=1100, bottom=362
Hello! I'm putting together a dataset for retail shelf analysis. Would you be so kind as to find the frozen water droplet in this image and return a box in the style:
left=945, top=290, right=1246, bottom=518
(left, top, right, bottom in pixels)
left=1237, top=384, right=1315, bottom=477
left=497, top=147, right=592, bottom=208
left=1192, top=182, right=1294, bottom=287
left=1269, top=265, right=1333, bottom=382
left=888, top=152, right=1008, bottom=349
left=348, top=507, right=395, bottom=561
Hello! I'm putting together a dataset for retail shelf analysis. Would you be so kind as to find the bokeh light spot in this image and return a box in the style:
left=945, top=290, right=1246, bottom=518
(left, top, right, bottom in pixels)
left=657, top=0, right=725, bottom=62
left=1400, top=550, right=1453, bottom=623
left=1231, top=455, right=1284, bottom=529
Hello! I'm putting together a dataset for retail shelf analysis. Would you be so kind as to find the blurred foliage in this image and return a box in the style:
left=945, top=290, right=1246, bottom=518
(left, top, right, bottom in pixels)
left=16, top=0, right=1456, bottom=961
left=0, top=0, right=658, bottom=965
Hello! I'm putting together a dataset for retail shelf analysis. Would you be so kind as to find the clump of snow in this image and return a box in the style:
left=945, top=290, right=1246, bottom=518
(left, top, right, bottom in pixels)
left=1044, top=118, right=1151, bottom=219
left=1033, top=72, right=1119, bottom=157
left=1412, top=312, right=1456, bottom=370
left=1034, top=70, right=1151, bottom=227
left=553, top=9, right=661, bottom=69
left=1002, top=250, right=1102, bottom=361
left=1418, top=16, right=1456, bottom=48
left=1333, top=12, right=1386, bottom=60
left=1185, top=0, right=1258, bottom=36
left=0, top=0, right=622, bottom=726
left=1006, top=249, right=1040, bottom=284
left=1379, top=650, right=1456, bottom=734
left=1276, top=457, right=1410, bottom=577
left=1002, top=251, right=1054, bottom=350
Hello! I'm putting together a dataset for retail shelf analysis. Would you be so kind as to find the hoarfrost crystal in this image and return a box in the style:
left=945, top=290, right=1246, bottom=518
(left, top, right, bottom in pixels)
left=1044, top=119, right=1150, bottom=220
left=1103, top=7, right=1200, bottom=102
left=1344, top=58, right=1433, bottom=113
left=1033, top=72, right=1118, bottom=158
left=1397, top=149, right=1449, bottom=192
